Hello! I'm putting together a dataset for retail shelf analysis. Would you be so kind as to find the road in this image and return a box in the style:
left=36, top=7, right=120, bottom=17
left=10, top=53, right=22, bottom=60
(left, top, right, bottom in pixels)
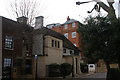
left=68, top=72, right=107, bottom=80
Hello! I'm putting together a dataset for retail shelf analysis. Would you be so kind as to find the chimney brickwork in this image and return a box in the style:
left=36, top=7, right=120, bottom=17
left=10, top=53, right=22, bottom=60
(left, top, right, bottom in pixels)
left=35, top=16, right=44, bottom=29
left=67, top=16, right=70, bottom=21
left=17, top=16, right=28, bottom=24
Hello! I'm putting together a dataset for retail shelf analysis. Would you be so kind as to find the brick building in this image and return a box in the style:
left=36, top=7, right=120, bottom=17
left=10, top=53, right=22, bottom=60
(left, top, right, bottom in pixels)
left=47, top=16, right=83, bottom=59
left=0, top=16, right=33, bottom=79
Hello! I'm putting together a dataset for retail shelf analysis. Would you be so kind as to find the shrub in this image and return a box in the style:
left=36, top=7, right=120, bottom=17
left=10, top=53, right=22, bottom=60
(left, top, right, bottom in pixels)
left=80, top=63, right=88, bottom=73
left=107, top=68, right=120, bottom=80
left=48, top=63, right=61, bottom=77
left=61, top=63, right=72, bottom=78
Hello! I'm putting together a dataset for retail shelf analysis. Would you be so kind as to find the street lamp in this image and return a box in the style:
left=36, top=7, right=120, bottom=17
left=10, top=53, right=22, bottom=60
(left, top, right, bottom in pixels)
left=76, top=1, right=101, bottom=13
left=35, top=55, right=38, bottom=80
left=76, top=1, right=93, bottom=5
left=70, top=51, right=74, bottom=77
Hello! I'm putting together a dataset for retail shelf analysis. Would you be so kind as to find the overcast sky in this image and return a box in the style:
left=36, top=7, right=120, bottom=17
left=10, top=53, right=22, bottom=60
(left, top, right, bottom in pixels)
left=0, top=0, right=119, bottom=26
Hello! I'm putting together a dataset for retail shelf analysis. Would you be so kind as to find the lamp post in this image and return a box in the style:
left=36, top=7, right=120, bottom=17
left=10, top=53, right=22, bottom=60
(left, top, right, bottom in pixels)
left=35, top=55, right=38, bottom=80
left=76, top=0, right=116, bottom=18
left=70, top=51, right=74, bottom=77
left=72, top=56, right=74, bottom=77
left=76, top=1, right=100, bottom=13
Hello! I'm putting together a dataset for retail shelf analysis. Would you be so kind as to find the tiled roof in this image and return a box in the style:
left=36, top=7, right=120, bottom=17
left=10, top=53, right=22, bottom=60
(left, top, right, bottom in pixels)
left=64, top=19, right=78, bottom=24
left=33, top=27, right=79, bottom=51
left=46, top=23, right=61, bottom=28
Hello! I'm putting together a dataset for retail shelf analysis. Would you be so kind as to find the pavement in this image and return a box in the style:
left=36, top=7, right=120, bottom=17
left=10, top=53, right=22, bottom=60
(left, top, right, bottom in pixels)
left=67, top=72, right=107, bottom=80
left=78, top=72, right=107, bottom=78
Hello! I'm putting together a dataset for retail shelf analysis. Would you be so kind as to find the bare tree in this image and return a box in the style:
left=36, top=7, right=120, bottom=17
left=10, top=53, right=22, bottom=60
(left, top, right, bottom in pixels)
left=8, top=0, right=45, bottom=26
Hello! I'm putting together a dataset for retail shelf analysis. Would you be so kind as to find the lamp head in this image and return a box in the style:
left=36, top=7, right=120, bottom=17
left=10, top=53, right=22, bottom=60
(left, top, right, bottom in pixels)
left=76, top=2, right=81, bottom=5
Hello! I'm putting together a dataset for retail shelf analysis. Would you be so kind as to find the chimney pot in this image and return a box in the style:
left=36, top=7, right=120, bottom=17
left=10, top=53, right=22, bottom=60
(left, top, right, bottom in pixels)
left=17, top=16, right=28, bottom=24
left=67, top=16, right=70, bottom=21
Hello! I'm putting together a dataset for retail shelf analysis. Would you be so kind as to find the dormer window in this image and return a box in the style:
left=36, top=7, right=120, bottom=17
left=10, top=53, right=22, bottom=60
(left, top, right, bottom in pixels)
left=5, top=35, right=14, bottom=50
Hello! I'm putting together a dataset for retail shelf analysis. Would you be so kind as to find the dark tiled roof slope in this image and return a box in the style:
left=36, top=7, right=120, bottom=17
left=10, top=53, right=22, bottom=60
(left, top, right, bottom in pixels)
left=33, top=27, right=80, bottom=52
left=1, top=16, right=33, bottom=32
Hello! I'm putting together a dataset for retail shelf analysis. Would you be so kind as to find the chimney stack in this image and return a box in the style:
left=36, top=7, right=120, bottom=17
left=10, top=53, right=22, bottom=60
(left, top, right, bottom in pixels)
left=35, top=16, right=44, bottom=29
left=17, top=16, right=28, bottom=24
left=67, top=16, right=70, bottom=21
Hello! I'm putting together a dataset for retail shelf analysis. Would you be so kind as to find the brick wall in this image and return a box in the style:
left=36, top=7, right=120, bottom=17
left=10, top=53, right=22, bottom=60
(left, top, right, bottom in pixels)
left=51, top=22, right=81, bottom=50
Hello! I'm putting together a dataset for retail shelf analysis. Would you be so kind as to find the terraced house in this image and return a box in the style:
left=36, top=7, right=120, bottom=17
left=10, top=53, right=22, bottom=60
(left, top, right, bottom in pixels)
left=0, top=16, right=81, bottom=79
left=0, top=16, right=33, bottom=79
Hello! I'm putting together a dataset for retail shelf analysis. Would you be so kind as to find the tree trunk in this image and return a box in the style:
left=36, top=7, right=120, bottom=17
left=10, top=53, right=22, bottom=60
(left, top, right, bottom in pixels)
left=118, top=63, right=120, bottom=69
left=105, top=62, right=110, bottom=71
left=118, top=59, right=120, bottom=69
left=104, top=61, right=110, bottom=80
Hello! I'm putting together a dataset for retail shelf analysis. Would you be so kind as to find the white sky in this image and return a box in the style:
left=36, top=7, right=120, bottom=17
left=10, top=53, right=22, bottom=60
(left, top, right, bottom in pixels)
left=0, top=0, right=119, bottom=26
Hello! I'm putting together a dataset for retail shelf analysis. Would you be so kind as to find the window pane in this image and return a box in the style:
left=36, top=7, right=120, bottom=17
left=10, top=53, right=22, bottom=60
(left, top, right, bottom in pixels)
left=55, top=41, right=57, bottom=47
left=72, top=23, right=75, bottom=27
left=64, top=33, right=68, bottom=38
left=5, top=35, right=14, bottom=49
left=58, top=41, right=60, bottom=48
left=74, top=44, right=76, bottom=46
left=52, top=40, right=54, bottom=47
left=63, top=49, right=66, bottom=53
left=72, top=32, right=76, bottom=38
left=64, top=24, right=68, bottom=29
left=4, top=58, right=12, bottom=67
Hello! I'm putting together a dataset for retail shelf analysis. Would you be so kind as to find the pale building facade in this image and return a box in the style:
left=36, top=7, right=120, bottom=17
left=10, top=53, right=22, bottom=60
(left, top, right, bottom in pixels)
left=32, top=27, right=81, bottom=77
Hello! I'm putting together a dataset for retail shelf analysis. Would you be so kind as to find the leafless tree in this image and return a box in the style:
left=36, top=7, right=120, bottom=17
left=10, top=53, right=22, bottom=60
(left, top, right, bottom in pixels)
left=8, top=0, right=45, bottom=26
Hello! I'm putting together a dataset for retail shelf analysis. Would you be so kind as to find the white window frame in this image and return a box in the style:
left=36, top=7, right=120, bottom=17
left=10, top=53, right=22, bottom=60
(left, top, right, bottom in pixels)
left=72, top=22, right=75, bottom=27
left=64, top=24, right=68, bottom=29
left=4, top=58, right=12, bottom=67
left=72, top=32, right=76, bottom=38
left=74, top=44, right=77, bottom=46
left=64, top=33, right=68, bottom=38
left=5, top=35, right=14, bottom=50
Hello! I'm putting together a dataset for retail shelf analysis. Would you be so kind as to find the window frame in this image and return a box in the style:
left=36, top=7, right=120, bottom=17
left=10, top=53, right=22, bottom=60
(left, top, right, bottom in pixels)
left=52, top=40, right=54, bottom=47
left=72, top=32, right=76, bottom=38
left=64, top=24, right=68, bottom=29
left=74, top=44, right=77, bottom=46
left=5, top=35, right=14, bottom=50
left=63, top=49, right=66, bottom=53
left=51, top=40, right=60, bottom=48
left=72, top=22, right=76, bottom=27
left=64, top=33, right=68, bottom=38
left=57, top=41, right=60, bottom=48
